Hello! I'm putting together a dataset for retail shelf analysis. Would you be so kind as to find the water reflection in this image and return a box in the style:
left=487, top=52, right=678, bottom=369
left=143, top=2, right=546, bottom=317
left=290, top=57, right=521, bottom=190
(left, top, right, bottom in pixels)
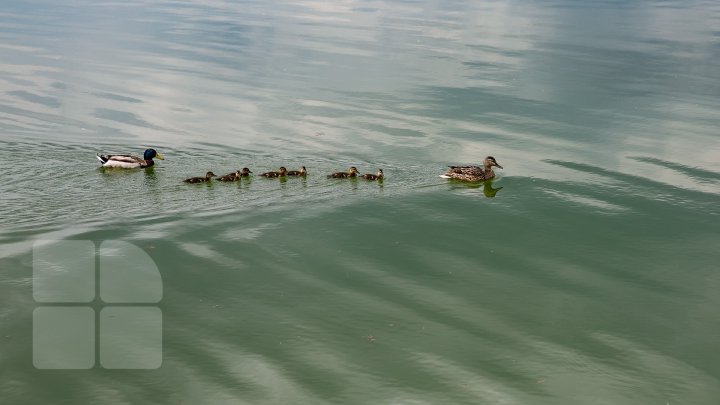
left=448, top=178, right=504, bottom=198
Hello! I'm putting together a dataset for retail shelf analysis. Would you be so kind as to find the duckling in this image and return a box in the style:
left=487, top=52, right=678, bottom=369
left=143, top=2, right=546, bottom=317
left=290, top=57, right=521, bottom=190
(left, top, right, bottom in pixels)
left=236, top=167, right=253, bottom=177
left=96, top=148, right=164, bottom=168
left=361, top=169, right=383, bottom=180
left=286, top=166, right=307, bottom=176
left=441, top=156, right=503, bottom=182
left=260, top=167, right=287, bottom=178
left=217, top=170, right=241, bottom=182
left=328, top=166, right=359, bottom=178
left=184, top=171, right=216, bottom=183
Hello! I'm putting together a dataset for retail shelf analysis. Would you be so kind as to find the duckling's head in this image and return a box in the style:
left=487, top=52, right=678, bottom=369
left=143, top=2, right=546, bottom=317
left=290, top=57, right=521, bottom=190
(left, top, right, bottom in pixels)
left=300, top=166, right=307, bottom=174
left=377, top=169, right=384, bottom=177
left=350, top=166, right=359, bottom=173
left=206, top=171, right=216, bottom=178
left=241, top=167, right=252, bottom=174
left=484, top=156, right=502, bottom=169
left=144, top=148, right=164, bottom=160
left=279, top=166, right=287, bottom=174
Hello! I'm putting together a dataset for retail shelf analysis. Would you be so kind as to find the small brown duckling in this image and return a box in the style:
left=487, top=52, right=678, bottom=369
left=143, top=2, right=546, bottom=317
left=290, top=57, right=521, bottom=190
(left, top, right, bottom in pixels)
left=236, top=167, right=253, bottom=177
left=184, top=171, right=216, bottom=183
left=286, top=166, right=307, bottom=176
left=217, top=170, right=241, bottom=182
left=328, top=166, right=359, bottom=178
left=260, top=166, right=287, bottom=178
left=361, top=169, right=383, bottom=180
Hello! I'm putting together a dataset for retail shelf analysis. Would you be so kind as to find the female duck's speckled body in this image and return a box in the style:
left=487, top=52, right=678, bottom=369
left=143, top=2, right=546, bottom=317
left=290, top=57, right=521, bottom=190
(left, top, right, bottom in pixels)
left=184, top=171, right=216, bottom=183
left=260, top=167, right=287, bottom=178
left=286, top=166, right=307, bottom=176
left=96, top=148, right=164, bottom=169
left=361, top=169, right=383, bottom=180
left=443, top=156, right=503, bottom=182
left=328, top=167, right=359, bottom=178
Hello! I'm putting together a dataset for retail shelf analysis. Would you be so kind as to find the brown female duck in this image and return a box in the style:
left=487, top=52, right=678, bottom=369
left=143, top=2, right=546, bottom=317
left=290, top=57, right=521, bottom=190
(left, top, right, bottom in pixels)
left=361, top=169, right=383, bottom=180
left=184, top=171, right=216, bottom=183
left=260, top=167, right=287, bottom=178
left=442, top=156, right=503, bottom=182
left=328, top=167, right=359, bottom=178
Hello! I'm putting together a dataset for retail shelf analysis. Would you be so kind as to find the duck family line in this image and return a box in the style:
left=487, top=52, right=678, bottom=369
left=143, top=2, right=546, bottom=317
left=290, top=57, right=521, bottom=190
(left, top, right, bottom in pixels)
left=97, top=148, right=503, bottom=182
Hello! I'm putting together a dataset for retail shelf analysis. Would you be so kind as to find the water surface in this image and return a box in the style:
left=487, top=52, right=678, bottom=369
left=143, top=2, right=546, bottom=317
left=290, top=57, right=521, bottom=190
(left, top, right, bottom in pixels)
left=1, top=0, right=719, bottom=404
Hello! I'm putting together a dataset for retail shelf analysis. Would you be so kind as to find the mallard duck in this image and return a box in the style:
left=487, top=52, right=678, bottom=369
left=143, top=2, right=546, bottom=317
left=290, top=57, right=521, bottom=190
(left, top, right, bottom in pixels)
left=236, top=167, right=253, bottom=177
left=184, top=171, right=216, bottom=183
left=260, top=167, right=287, bottom=178
left=328, top=167, right=359, bottom=178
left=217, top=170, right=241, bottom=182
left=286, top=166, right=307, bottom=176
left=96, top=148, right=164, bottom=168
left=361, top=169, right=383, bottom=180
left=441, top=156, right=503, bottom=181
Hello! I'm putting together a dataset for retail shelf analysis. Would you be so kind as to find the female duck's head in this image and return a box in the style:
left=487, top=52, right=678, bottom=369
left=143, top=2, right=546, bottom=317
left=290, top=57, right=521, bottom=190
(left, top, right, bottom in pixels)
left=484, top=156, right=502, bottom=169
left=144, top=149, right=164, bottom=161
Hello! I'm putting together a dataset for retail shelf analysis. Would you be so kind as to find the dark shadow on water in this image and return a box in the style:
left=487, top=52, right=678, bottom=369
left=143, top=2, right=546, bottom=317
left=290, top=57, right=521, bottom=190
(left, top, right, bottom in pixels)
left=545, top=159, right=720, bottom=206
left=629, top=156, right=720, bottom=183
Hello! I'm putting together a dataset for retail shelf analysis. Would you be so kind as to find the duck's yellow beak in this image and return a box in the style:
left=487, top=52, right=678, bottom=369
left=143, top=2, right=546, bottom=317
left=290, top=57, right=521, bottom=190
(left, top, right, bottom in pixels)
left=155, top=153, right=165, bottom=160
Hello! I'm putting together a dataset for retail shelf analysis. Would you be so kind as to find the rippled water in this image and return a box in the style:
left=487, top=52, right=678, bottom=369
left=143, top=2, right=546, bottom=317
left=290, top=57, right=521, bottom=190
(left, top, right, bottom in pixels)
left=1, top=0, right=719, bottom=404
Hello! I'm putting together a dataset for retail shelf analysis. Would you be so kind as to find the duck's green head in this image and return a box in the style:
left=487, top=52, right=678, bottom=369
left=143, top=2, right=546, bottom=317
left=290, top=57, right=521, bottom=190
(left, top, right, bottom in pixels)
left=144, top=149, right=164, bottom=161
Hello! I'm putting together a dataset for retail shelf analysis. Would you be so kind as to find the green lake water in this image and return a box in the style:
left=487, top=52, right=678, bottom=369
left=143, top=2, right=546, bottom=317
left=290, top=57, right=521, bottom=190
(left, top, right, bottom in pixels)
left=1, top=0, right=719, bottom=403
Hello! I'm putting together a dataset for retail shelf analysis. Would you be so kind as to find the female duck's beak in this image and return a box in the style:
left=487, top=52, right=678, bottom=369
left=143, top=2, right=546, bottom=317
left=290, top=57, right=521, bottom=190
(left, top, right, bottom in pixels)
left=155, top=153, right=165, bottom=160
left=494, top=162, right=503, bottom=169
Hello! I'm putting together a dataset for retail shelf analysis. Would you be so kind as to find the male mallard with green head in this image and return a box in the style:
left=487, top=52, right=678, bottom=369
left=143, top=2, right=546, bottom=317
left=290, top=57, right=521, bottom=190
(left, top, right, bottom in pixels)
left=217, top=170, right=241, bottom=182
left=361, top=169, right=383, bottom=180
left=260, top=167, right=287, bottom=178
left=286, top=166, right=307, bottom=176
left=96, top=148, right=164, bottom=168
left=328, top=167, right=359, bottom=178
left=441, top=156, right=503, bottom=182
left=184, top=171, right=216, bottom=183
